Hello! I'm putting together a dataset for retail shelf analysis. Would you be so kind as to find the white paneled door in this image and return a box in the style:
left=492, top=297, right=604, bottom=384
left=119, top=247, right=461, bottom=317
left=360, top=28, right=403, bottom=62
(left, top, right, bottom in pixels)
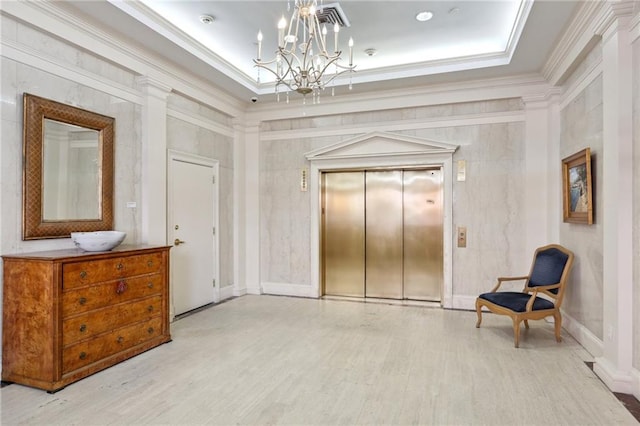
left=168, top=152, right=218, bottom=316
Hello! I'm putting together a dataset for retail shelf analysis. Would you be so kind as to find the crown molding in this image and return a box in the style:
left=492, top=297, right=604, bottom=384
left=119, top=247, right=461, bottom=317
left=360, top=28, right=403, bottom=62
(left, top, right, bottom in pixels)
left=542, top=1, right=606, bottom=86
left=543, top=0, right=636, bottom=86
left=1, top=1, right=245, bottom=118
left=248, top=73, right=549, bottom=122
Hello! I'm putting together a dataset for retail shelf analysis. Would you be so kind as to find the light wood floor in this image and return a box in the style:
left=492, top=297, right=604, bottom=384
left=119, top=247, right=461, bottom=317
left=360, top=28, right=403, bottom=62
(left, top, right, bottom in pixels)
left=1, top=295, right=637, bottom=425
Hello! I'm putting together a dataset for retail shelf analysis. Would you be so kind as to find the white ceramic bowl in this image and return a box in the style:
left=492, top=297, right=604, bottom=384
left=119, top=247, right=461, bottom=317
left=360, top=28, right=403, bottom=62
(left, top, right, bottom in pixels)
left=71, top=231, right=126, bottom=252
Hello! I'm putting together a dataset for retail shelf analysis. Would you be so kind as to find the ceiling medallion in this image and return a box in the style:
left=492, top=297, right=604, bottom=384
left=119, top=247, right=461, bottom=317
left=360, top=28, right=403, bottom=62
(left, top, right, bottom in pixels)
left=254, top=0, right=356, bottom=104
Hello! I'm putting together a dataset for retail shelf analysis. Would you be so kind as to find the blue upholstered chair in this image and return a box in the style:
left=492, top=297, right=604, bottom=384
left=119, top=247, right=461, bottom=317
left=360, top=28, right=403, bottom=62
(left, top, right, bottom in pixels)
left=475, top=244, right=574, bottom=348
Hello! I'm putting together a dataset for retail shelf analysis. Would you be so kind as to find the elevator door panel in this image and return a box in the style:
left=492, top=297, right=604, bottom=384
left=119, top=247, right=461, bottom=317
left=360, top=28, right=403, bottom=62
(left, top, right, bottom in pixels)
left=403, top=170, right=443, bottom=301
left=365, top=171, right=404, bottom=299
left=323, top=172, right=365, bottom=297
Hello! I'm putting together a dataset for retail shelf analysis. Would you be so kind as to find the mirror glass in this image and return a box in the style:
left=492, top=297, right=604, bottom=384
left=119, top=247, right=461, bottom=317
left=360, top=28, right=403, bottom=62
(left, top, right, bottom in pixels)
left=42, top=119, right=101, bottom=221
left=23, top=93, right=114, bottom=240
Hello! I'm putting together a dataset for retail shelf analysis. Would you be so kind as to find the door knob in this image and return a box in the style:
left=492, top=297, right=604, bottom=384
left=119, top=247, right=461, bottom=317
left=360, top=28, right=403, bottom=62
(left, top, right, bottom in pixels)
left=174, top=238, right=186, bottom=246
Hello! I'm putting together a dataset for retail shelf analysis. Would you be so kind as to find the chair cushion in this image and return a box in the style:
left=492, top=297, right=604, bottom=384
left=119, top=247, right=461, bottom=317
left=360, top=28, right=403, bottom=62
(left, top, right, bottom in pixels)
left=479, top=292, right=555, bottom=312
left=529, top=248, right=569, bottom=294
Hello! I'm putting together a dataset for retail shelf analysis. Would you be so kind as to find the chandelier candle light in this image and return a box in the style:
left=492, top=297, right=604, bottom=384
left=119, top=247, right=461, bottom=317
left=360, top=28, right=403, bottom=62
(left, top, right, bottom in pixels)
left=254, top=0, right=356, bottom=102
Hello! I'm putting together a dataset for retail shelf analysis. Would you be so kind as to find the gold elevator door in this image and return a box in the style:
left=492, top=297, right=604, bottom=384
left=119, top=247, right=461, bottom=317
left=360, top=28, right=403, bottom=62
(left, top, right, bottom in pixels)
left=322, top=169, right=443, bottom=301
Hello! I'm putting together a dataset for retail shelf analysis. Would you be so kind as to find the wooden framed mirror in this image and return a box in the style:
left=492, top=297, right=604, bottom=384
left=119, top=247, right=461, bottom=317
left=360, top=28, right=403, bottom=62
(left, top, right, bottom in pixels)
left=22, top=93, right=114, bottom=239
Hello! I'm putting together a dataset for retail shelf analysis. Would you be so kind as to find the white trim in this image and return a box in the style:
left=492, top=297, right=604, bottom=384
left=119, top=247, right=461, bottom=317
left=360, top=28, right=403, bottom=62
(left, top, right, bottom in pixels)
left=631, top=369, right=640, bottom=402
left=1, top=1, right=244, bottom=117
left=261, top=282, right=318, bottom=298
left=559, top=59, right=603, bottom=110
left=1, top=39, right=143, bottom=104
left=451, top=295, right=478, bottom=311
left=561, top=311, right=603, bottom=358
left=261, top=111, right=525, bottom=142
left=594, top=356, right=635, bottom=394
left=219, top=285, right=235, bottom=302
left=306, top=132, right=457, bottom=307
left=630, top=10, right=640, bottom=42
left=167, top=150, right=220, bottom=311
left=167, top=108, right=234, bottom=138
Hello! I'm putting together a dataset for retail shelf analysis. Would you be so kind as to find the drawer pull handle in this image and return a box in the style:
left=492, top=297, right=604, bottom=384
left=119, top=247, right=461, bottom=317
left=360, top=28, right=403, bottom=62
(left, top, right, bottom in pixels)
left=147, top=327, right=154, bottom=334
left=147, top=260, right=154, bottom=267
left=117, top=336, right=124, bottom=344
left=80, top=271, right=87, bottom=279
left=116, top=263, right=124, bottom=270
left=147, top=305, right=154, bottom=313
left=79, top=352, right=87, bottom=360
left=147, top=282, right=154, bottom=289
left=79, top=324, right=87, bottom=333
left=116, top=280, right=128, bottom=294
left=79, top=297, right=87, bottom=305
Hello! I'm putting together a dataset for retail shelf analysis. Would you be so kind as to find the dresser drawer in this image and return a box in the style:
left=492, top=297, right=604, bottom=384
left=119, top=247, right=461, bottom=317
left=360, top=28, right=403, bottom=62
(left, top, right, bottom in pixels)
left=62, top=274, right=163, bottom=317
left=63, top=317, right=163, bottom=373
left=63, top=295, right=162, bottom=346
left=62, top=252, right=163, bottom=289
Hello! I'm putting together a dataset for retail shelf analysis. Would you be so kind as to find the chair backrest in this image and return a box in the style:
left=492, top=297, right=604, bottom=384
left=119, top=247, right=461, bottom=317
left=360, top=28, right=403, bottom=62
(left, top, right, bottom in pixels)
left=526, top=244, right=574, bottom=305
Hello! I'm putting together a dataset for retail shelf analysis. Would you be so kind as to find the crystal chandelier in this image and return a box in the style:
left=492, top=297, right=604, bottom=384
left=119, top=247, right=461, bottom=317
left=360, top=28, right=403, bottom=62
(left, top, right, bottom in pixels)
left=254, top=0, right=355, bottom=102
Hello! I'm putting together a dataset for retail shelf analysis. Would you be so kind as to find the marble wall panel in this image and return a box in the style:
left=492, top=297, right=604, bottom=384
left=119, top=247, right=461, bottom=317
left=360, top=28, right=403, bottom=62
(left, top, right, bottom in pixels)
left=166, top=113, right=234, bottom=290
left=1, top=57, right=142, bottom=254
left=559, top=75, right=604, bottom=340
left=633, top=38, right=640, bottom=370
left=259, top=100, right=526, bottom=296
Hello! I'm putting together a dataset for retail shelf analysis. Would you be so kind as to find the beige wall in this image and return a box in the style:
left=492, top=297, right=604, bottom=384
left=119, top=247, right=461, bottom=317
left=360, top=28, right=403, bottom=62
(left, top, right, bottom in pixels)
left=259, top=99, right=527, bottom=298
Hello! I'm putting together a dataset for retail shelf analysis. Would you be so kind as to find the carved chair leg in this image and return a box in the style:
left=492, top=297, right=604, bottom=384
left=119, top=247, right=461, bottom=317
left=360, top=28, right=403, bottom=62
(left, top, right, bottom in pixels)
left=475, top=299, right=483, bottom=328
left=512, top=318, right=521, bottom=348
left=524, top=320, right=529, bottom=329
left=554, top=311, right=562, bottom=342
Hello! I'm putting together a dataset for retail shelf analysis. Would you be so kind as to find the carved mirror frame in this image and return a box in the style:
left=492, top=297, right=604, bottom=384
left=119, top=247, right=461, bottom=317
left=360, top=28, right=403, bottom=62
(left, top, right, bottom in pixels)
left=23, top=93, right=114, bottom=239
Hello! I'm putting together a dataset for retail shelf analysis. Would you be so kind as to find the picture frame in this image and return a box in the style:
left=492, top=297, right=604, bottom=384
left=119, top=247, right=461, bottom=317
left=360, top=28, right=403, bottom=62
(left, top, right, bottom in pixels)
left=562, top=148, right=593, bottom=224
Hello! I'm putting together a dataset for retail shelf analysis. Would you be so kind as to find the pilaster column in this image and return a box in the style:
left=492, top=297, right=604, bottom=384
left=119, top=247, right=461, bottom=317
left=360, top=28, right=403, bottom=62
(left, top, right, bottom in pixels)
left=522, top=95, right=555, bottom=252
left=136, top=76, right=171, bottom=245
left=244, top=122, right=262, bottom=294
left=233, top=119, right=247, bottom=296
left=594, top=3, right=634, bottom=393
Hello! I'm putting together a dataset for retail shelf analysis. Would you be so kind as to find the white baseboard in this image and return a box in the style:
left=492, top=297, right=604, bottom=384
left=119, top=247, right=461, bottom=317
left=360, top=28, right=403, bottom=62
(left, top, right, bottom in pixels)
left=261, top=282, right=319, bottom=298
left=219, top=285, right=235, bottom=301
left=244, top=285, right=262, bottom=295
left=451, top=295, right=477, bottom=310
left=561, top=310, right=603, bottom=358
left=594, top=356, right=634, bottom=394
left=631, top=368, right=640, bottom=401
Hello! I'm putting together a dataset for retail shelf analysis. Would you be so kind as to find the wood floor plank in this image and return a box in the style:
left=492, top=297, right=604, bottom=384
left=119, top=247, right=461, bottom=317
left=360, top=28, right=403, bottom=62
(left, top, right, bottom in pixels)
left=1, top=295, right=637, bottom=425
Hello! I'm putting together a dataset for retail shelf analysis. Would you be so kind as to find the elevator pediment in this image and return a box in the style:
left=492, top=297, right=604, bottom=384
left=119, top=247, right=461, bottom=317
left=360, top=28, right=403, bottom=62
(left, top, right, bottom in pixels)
left=305, top=131, right=458, bottom=161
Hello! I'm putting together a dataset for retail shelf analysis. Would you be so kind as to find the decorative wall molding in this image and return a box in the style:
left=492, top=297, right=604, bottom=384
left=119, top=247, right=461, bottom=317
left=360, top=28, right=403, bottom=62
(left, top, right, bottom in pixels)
left=167, top=108, right=235, bottom=138
left=248, top=74, right=550, bottom=122
left=1, top=38, right=143, bottom=104
left=542, top=1, right=606, bottom=86
left=594, top=356, right=635, bottom=394
left=261, top=110, right=525, bottom=142
left=559, top=59, right=603, bottom=110
left=305, top=132, right=457, bottom=306
left=1, top=2, right=244, bottom=118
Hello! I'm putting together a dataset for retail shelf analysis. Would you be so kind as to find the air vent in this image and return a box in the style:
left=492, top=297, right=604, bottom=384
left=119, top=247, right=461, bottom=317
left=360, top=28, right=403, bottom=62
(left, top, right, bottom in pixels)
left=316, top=2, right=350, bottom=27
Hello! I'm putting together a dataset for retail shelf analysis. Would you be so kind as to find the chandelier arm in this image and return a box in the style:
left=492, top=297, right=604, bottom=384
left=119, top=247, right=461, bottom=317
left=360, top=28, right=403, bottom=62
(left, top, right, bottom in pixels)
left=311, top=15, right=328, bottom=55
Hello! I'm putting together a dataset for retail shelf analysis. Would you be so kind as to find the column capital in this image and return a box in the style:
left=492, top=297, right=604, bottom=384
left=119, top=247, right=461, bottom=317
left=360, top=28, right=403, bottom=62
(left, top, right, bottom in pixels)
left=135, top=76, right=172, bottom=100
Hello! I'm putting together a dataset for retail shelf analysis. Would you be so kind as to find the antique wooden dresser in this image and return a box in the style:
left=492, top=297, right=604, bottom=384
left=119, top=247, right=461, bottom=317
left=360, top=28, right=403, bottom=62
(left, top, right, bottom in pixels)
left=1, top=245, right=171, bottom=392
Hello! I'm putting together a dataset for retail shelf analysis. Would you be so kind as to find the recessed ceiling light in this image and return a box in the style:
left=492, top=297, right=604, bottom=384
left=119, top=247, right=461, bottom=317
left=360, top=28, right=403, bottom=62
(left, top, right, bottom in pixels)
left=199, top=14, right=215, bottom=24
left=415, top=11, right=434, bottom=22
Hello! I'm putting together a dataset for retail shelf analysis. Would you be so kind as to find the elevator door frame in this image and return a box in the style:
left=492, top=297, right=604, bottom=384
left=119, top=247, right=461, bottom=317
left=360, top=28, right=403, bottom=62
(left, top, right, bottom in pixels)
left=306, top=134, right=456, bottom=308
left=321, top=167, right=444, bottom=301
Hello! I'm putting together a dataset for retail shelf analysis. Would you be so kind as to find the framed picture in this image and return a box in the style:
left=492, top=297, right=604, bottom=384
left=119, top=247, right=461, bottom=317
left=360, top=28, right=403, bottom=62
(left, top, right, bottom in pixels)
left=562, top=148, right=593, bottom=224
